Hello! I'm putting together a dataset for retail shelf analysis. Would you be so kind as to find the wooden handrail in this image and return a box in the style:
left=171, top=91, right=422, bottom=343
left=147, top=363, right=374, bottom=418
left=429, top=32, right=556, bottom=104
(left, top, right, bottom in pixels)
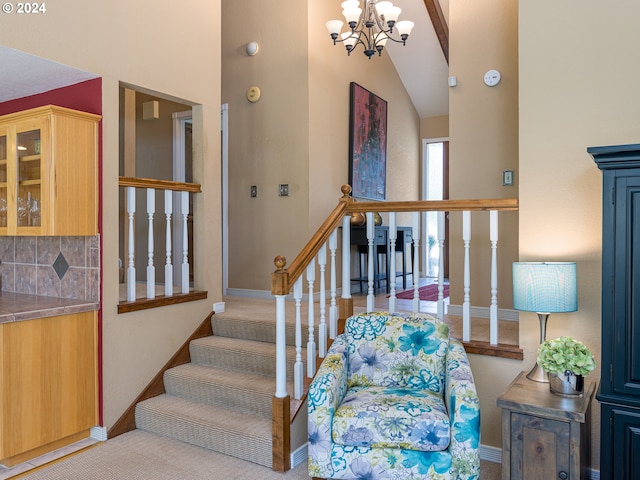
left=270, top=185, right=518, bottom=297
left=271, top=189, right=352, bottom=295
left=119, top=176, right=202, bottom=193
left=347, top=198, right=518, bottom=213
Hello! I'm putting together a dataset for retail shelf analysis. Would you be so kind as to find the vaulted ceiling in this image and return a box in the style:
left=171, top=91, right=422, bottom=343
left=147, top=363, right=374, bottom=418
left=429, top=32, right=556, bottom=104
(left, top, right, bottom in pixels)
left=383, top=0, right=450, bottom=118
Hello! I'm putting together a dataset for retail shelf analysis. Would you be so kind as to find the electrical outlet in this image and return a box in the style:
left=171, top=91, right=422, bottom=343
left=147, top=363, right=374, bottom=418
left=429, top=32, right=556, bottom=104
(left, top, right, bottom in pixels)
left=250, top=185, right=257, bottom=197
left=279, top=184, right=289, bottom=197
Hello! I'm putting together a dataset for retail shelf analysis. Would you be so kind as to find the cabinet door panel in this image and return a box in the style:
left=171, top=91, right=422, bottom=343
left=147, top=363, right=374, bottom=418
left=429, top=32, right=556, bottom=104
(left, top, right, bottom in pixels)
left=608, top=405, right=640, bottom=480
left=16, top=127, right=42, bottom=228
left=613, top=176, right=640, bottom=395
left=510, top=413, right=570, bottom=480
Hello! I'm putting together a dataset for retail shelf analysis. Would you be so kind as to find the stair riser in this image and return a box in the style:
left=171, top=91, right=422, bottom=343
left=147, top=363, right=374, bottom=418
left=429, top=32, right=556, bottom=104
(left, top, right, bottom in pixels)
left=135, top=404, right=272, bottom=468
left=211, top=317, right=299, bottom=346
left=189, top=343, right=300, bottom=381
left=163, top=373, right=272, bottom=419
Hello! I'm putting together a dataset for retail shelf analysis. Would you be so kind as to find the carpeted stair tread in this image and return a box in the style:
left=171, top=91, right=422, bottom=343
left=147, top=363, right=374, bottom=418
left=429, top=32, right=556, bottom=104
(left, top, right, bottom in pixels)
left=210, top=315, right=298, bottom=346
left=135, top=394, right=272, bottom=468
left=163, top=363, right=287, bottom=418
left=189, top=335, right=301, bottom=379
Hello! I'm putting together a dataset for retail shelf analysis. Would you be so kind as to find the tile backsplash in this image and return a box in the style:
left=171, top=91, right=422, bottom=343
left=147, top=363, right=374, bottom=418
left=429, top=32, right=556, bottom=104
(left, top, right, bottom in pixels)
left=0, top=236, right=100, bottom=302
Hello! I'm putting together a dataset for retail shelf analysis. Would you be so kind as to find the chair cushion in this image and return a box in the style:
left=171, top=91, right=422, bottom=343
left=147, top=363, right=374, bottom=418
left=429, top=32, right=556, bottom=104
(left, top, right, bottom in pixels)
left=332, top=385, right=451, bottom=452
left=346, top=312, right=449, bottom=393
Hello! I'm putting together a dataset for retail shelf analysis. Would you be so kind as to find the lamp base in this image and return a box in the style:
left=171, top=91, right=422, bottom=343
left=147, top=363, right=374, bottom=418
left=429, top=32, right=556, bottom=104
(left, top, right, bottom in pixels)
left=526, top=312, right=551, bottom=383
left=526, top=362, right=549, bottom=383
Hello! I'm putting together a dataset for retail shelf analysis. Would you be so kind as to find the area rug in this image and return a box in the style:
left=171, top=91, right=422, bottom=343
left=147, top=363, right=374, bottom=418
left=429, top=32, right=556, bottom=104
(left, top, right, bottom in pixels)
left=396, top=283, right=449, bottom=301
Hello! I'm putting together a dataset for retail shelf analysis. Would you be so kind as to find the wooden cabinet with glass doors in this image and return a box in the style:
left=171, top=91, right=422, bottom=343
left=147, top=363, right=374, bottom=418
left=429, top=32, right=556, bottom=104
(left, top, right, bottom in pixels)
left=0, top=105, right=100, bottom=236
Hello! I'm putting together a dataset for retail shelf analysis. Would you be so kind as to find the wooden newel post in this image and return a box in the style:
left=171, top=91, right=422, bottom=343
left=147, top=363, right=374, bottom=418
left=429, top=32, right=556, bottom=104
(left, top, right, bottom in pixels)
left=271, top=254, right=291, bottom=472
left=271, top=256, right=289, bottom=296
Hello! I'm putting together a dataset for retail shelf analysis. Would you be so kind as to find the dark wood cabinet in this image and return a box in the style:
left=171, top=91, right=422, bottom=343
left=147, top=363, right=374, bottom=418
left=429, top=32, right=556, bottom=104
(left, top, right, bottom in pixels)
left=590, top=144, right=640, bottom=479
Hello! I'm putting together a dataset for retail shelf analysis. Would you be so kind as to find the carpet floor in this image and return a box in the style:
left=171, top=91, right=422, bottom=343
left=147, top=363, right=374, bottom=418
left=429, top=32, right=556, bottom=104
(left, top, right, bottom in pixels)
left=17, top=430, right=502, bottom=480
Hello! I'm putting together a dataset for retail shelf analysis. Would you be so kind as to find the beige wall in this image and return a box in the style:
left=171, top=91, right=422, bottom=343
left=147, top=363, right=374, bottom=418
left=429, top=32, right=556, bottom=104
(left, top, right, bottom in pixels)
left=0, top=0, right=222, bottom=428
left=222, top=0, right=311, bottom=291
left=421, top=115, right=449, bottom=140
left=223, top=0, right=420, bottom=292
left=519, top=0, right=640, bottom=469
left=449, top=0, right=520, bottom=450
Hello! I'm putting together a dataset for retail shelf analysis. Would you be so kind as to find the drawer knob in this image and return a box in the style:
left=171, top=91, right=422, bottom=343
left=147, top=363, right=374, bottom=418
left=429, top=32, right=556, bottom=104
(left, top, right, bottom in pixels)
left=558, top=471, right=568, bottom=479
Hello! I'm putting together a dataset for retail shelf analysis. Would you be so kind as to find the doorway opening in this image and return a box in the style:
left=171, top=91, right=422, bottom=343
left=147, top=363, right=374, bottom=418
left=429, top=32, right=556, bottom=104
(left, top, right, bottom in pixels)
left=422, top=139, right=449, bottom=279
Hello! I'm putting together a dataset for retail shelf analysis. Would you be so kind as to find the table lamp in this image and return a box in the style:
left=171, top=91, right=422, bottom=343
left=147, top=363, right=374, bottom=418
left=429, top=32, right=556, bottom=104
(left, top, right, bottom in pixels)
left=512, top=262, right=578, bottom=382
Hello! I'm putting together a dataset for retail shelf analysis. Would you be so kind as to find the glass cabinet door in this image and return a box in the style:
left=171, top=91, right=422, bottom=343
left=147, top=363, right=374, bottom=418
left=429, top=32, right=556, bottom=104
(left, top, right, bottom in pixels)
left=0, top=134, right=6, bottom=228
left=16, top=128, right=41, bottom=227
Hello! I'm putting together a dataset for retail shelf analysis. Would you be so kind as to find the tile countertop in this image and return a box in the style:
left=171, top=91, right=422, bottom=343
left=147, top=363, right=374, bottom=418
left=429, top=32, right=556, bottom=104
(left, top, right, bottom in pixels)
left=0, top=292, right=99, bottom=324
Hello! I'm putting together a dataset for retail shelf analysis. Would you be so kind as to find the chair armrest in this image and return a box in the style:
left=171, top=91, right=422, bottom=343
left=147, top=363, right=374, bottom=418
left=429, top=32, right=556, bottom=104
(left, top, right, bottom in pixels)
left=308, top=334, right=349, bottom=476
left=445, top=338, right=481, bottom=478
left=308, top=333, right=349, bottom=417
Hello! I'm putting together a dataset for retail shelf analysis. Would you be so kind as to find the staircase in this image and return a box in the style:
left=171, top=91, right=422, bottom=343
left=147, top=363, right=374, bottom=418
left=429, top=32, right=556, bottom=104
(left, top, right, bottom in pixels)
left=134, top=298, right=300, bottom=469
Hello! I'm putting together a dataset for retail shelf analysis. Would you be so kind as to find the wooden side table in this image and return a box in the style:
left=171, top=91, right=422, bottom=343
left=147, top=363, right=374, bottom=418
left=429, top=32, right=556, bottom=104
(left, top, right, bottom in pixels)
left=497, top=371, right=596, bottom=480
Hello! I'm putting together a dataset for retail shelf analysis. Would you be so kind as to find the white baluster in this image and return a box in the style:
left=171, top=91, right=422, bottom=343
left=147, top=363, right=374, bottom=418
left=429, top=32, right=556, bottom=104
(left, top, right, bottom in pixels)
left=126, top=186, right=136, bottom=302
left=412, top=212, right=421, bottom=313
left=490, top=210, right=499, bottom=345
left=294, top=278, right=304, bottom=399
left=389, top=212, right=397, bottom=313
left=342, top=216, right=352, bottom=300
left=329, top=230, right=338, bottom=339
left=274, top=294, right=288, bottom=399
left=366, top=212, right=375, bottom=312
left=164, top=190, right=173, bottom=297
left=318, top=243, right=327, bottom=357
left=307, top=258, right=316, bottom=376
left=181, top=191, right=189, bottom=293
left=463, top=211, right=471, bottom=342
left=437, top=211, right=446, bottom=319
left=146, top=188, right=156, bottom=299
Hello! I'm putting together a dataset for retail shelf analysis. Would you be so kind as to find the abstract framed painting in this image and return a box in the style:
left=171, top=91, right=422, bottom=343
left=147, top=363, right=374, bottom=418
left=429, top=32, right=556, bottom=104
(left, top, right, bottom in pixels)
left=348, top=82, right=387, bottom=200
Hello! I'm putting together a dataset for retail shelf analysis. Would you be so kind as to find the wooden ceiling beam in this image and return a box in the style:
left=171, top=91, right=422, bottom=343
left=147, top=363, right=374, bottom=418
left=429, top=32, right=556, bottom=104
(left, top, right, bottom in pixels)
left=423, top=0, right=449, bottom=64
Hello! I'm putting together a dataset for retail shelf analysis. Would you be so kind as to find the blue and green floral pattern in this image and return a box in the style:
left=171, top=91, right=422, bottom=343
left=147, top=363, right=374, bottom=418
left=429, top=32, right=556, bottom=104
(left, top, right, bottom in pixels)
left=308, top=312, right=480, bottom=479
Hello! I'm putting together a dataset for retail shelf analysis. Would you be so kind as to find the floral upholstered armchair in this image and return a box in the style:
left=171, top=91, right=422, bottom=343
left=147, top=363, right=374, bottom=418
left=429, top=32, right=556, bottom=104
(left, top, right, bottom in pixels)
left=308, top=312, right=480, bottom=479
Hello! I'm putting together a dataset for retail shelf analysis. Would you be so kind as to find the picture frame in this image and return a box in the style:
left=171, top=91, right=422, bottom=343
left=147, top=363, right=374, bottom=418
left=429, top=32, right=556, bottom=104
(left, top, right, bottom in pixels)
left=348, top=82, right=387, bottom=201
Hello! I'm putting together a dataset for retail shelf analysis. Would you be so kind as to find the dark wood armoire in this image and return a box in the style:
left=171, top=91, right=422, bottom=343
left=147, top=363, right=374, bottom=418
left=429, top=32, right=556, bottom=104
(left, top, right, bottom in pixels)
left=590, top=144, right=640, bottom=479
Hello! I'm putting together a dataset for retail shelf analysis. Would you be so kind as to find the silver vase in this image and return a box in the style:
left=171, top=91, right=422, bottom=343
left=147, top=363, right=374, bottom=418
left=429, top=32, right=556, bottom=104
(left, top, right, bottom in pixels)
left=549, top=371, right=584, bottom=397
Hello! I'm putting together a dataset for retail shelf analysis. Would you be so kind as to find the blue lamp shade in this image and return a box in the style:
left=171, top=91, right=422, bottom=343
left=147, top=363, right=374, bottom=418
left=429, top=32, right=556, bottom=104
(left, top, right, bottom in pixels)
left=512, top=262, right=578, bottom=313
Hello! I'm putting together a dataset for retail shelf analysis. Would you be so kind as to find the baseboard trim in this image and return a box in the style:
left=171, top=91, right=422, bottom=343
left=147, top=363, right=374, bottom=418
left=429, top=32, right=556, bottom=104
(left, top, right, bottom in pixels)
left=90, top=426, right=107, bottom=441
left=479, top=444, right=502, bottom=463
left=226, top=288, right=273, bottom=300
left=447, top=304, right=519, bottom=321
left=290, top=442, right=308, bottom=468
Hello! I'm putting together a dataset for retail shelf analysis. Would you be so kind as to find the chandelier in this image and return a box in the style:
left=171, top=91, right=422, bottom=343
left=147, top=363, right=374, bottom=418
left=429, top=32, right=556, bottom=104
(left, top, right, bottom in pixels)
left=326, top=0, right=414, bottom=59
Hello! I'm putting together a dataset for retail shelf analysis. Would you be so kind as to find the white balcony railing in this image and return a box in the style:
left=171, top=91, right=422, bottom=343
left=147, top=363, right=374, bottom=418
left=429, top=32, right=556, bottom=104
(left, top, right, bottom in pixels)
left=271, top=186, right=519, bottom=400
left=118, top=177, right=202, bottom=309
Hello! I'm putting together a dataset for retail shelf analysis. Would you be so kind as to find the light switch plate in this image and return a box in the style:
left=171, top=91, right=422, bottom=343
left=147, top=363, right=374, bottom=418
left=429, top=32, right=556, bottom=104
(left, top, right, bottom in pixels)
left=279, top=184, right=289, bottom=197
left=503, top=170, right=514, bottom=186
left=250, top=185, right=257, bottom=197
